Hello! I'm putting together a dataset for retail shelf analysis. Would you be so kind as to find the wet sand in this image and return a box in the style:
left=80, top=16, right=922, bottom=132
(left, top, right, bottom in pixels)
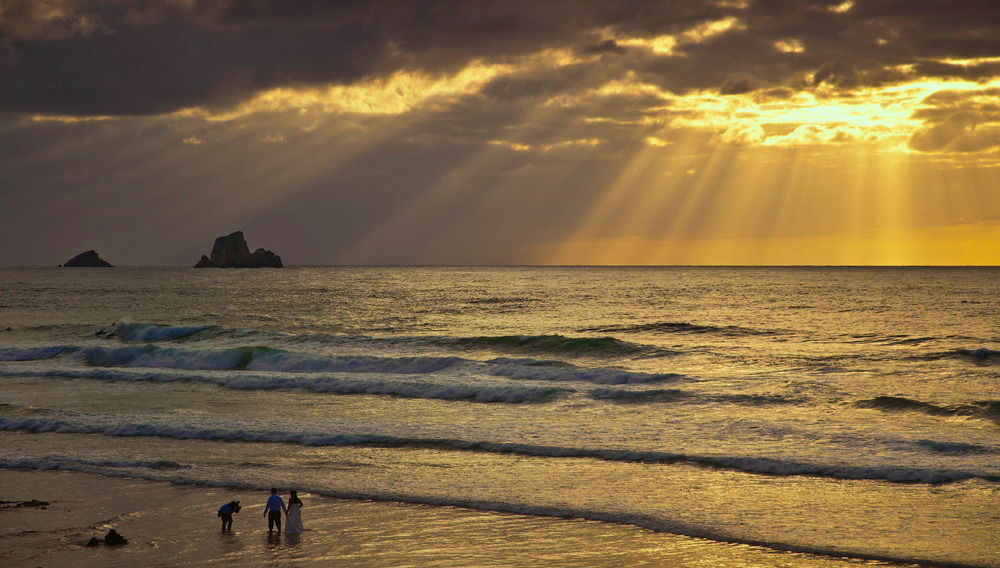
left=0, top=469, right=909, bottom=568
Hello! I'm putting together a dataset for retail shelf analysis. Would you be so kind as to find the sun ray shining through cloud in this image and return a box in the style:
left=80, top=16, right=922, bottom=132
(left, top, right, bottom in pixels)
left=2, top=1, right=1000, bottom=265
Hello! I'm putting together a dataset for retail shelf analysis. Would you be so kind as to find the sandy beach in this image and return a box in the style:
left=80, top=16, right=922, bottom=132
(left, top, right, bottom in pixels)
left=0, top=469, right=906, bottom=568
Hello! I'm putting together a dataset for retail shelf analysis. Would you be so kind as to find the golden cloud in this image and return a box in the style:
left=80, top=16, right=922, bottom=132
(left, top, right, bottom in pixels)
left=44, top=26, right=990, bottom=161
left=614, top=17, right=745, bottom=56
left=175, top=60, right=517, bottom=121
left=773, top=39, right=804, bottom=54
left=490, top=138, right=602, bottom=153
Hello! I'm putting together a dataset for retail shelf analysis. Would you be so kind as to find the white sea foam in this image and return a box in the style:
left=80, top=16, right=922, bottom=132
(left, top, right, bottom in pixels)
left=0, top=415, right=984, bottom=484
left=0, top=368, right=563, bottom=402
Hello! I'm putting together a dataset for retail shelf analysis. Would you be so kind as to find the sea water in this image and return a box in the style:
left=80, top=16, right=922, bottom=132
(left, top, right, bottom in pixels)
left=1, top=266, right=999, bottom=566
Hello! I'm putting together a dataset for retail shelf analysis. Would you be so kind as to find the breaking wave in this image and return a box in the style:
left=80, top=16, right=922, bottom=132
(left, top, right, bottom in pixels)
left=96, top=321, right=220, bottom=342
left=915, top=347, right=1000, bottom=364
left=0, top=415, right=988, bottom=484
left=78, top=345, right=460, bottom=374
left=450, top=334, right=650, bottom=356
left=856, top=396, right=1000, bottom=419
left=0, top=346, right=76, bottom=361
left=590, top=389, right=806, bottom=405
left=0, top=368, right=564, bottom=403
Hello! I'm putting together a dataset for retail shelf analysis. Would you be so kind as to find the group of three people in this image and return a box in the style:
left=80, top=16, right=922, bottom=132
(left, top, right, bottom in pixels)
left=219, top=488, right=304, bottom=533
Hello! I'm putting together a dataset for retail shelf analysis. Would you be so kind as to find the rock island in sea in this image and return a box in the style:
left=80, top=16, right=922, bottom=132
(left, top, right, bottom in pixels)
left=194, top=231, right=283, bottom=268
left=60, top=250, right=113, bottom=267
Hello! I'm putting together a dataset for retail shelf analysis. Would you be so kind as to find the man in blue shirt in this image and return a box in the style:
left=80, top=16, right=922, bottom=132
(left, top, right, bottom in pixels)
left=263, top=488, right=287, bottom=532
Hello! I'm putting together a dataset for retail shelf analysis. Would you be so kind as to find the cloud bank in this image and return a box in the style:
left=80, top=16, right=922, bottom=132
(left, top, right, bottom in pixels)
left=1, top=1, right=999, bottom=264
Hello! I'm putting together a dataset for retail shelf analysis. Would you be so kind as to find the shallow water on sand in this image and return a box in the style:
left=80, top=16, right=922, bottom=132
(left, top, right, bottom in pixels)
left=1, top=470, right=916, bottom=568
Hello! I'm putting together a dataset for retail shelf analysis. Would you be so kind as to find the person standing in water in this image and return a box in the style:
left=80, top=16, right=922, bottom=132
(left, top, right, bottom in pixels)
left=263, top=488, right=287, bottom=532
left=217, top=500, right=241, bottom=531
left=285, top=490, right=305, bottom=534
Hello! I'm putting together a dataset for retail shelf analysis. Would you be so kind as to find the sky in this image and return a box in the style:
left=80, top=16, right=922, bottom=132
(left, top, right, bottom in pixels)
left=1, top=0, right=999, bottom=265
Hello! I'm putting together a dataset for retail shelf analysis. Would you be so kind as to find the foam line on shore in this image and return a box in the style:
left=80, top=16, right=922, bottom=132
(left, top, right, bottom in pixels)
left=0, top=466, right=983, bottom=568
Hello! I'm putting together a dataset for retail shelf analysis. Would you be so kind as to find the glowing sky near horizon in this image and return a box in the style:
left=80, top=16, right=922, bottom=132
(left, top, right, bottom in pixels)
left=1, top=0, right=999, bottom=265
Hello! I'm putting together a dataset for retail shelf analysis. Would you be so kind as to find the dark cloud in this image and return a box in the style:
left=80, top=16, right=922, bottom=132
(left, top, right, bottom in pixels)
left=581, top=39, right=626, bottom=55
left=0, top=0, right=998, bottom=117
left=0, top=4, right=385, bottom=115
left=719, top=76, right=758, bottom=95
left=915, top=60, right=1000, bottom=82
left=908, top=87, right=1000, bottom=153
left=811, top=58, right=912, bottom=88
left=0, top=0, right=104, bottom=40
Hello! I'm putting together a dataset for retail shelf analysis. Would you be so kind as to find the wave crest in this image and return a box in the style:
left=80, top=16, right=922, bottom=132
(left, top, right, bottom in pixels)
left=487, top=362, right=682, bottom=385
left=454, top=334, right=646, bottom=356
left=97, top=321, right=218, bottom=342
left=78, top=345, right=460, bottom=374
left=0, top=416, right=987, bottom=484
left=0, top=368, right=563, bottom=403
left=0, top=345, right=76, bottom=361
left=856, top=396, right=1000, bottom=420
left=580, top=322, right=770, bottom=337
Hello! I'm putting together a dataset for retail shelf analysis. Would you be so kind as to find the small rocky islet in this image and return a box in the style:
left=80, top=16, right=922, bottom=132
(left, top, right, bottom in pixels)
left=59, top=250, right=113, bottom=267
left=56, top=232, right=281, bottom=268
left=194, top=231, right=283, bottom=268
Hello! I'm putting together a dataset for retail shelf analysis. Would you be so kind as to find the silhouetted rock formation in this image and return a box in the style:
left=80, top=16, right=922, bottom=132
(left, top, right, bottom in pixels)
left=61, top=250, right=113, bottom=267
left=193, top=231, right=283, bottom=268
left=87, top=529, right=128, bottom=546
left=0, top=498, right=48, bottom=509
left=104, top=529, right=128, bottom=545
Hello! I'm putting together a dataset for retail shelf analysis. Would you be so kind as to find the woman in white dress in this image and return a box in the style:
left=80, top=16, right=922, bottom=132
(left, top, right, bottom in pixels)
left=284, top=490, right=305, bottom=534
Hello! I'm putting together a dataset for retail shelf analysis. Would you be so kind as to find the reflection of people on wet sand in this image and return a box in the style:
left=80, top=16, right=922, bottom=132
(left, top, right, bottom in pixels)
left=217, top=500, right=241, bottom=531
left=285, top=490, right=304, bottom=534
left=263, top=488, right=287, bottom=532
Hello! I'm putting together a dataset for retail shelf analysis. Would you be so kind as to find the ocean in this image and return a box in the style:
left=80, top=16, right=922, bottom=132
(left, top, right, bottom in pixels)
left=2, top=266, right=999, bottom=566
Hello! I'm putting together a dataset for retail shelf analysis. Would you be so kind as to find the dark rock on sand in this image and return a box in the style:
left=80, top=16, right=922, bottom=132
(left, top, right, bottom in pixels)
left=86, top=529, right=128, bottom=546
left=0, top=498, right=49, bottom=509
left=194, top=231, right=282, bottom=268
left=104, top=528, right=128, bottom=545
left=62, top=250, right=113, bottom=267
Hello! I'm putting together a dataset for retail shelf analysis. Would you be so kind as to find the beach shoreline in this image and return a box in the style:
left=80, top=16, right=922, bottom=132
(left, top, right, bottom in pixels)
left=0, top=468, right=925, bottom=568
